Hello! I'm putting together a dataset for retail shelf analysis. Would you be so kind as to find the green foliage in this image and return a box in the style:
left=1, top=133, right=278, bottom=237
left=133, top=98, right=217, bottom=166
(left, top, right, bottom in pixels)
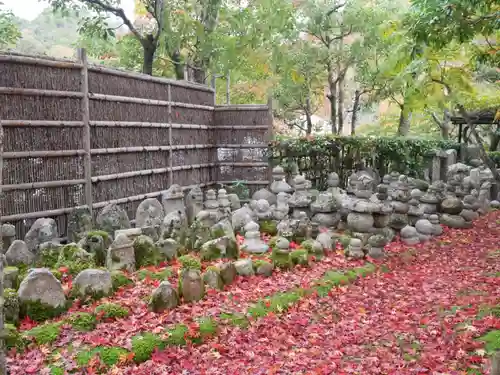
left=136, top=267, right=172, bottom=281
left=23, top=322, right=62, bottom=345
left=76, top=346, right=129, bottom=367
left=4, top=323, right=28, bottom=352
left=21, top=300, right=68, bottom=322
left=178, top=254, right=202, bottom=270
left=111, top=271, right=133, bottom=291
left=270, top=135, right=459, bottom=188
left=56, top=244, right=96, bottom=276
left=132, top=332, right=165, bottom=363
left=271, top=248, right=292, bottom=269
left=4, top=288, right=20, bottom=325
left=0, top=6, right=21, bottom=48
left=289, top=249, right=309, bottom=266
left=478, top=329, right=500, bottom=354
left=94, top=303, right=129, bottom=320
left=66, top=312, right=97, bottom=331
left=133, top=236, right=162, bottom=268
left=259, top=220, right=278, bottom=236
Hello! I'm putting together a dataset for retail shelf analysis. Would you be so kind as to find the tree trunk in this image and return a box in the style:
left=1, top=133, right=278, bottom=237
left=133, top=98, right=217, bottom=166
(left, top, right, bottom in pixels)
left=327, top=62, right=337, bottom=134
left=351, top=89, right=361, bottom=135
left=337, top=74, right=345, bottom=135
left=305, top=96, right=313, bottom=135
left=397, top=105, right=411, bottom=136
left=142, top=36, right=156, bottom=76
left=171, top=50, right=185, bottom=80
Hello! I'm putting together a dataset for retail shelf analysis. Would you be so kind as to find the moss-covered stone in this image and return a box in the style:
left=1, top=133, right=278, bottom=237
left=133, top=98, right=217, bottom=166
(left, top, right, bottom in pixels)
left=133, top=235, right=162, bottom=268
left=253, top=260, right=274, bottom=276
left=259, top=220, right=278, bottom=236
left=225, top=239, right=239, bottom=260
left=271, top=248, right=292, bottom=269
left=4, top=266, right=19, bottom=290
left=94, top=303, right=129, bottom=320
left=178, top=254, right=202, bottom=270
left=149, top=281, right=179, bottom=312
left=36, top=246, right=60, bottom=268
left=84, top=231, right=111, bottom=266
left=164, top=324, right=188, bottom=346
left=111, top=271, right=133, bottom=291
left=290, top=249, right=309, bottom=266
left=202, top=268, right=224, bottom=290
left=137, top=267, right=172, bottom=281
left=131, top=332, right=165, bottom=363
left=20, top=299, right=68, bottom=322
left=66, top=312, right=97, bottom=331
left=50, top=269, right=63, bottom=281
left=4, top=288, right=20, bottom=325
left=76, top=346, right=129, bottom=367
left=339, top=235, right=352, bottom=249
left=200, top=242, right=222, bottom=261
left=56, top=244, right=96, bottom=276
left=4, top=323, right=28, bottom=351
left=23, top=322, right=62, bottom=345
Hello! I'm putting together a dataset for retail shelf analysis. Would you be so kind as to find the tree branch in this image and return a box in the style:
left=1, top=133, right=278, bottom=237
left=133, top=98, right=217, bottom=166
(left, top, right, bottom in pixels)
left=83, top=0, right=146, bottom=45
left=326, top=2, right=345, bottom=16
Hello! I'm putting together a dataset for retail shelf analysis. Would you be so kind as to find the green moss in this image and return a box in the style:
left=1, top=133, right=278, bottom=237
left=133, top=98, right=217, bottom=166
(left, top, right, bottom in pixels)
left=271, top=248, right=292, bottom=269
left=21, top=299, right=67, bottom=322
left=99, top=346, right=129, bottom=366
left=132, top=332, right=165, bottom=363
left=219, top=312, right=249, bottom=328
left=50, top=269, right=63, bottom=281
left=49, top=365, right=64, bottom=375
left=289, top=249, right=309, bottom=266
left=200, top=243, right=222, bottom=261
left=136, top=267, right=172, bottom=281
left=36, top=247, right=60, bottom=268
left=94, top=303, right=129, bottom=320
left=191, top=318, right=217, bottom=344
left=4, top=288, right=20, bottom=325
left=339, top=235, right=352, bottom=249
left=133, top=236, right=162, bottom=268
left=165, top=324, right=188, bottom=346
left=56, top=244, right=96, bottom=276
left=85, top=231, right=110, bottom=266
left=111, top=271, right=133, bottom=291
left=23, top=322, right=62, bottom=345
left=87, top=230, right=110, bottom=242
left=259, top=220, right=278, bottom=236
left=4, top=323, right=28, bottom=351
left=210, top=226, right=226, bottom=239
left=66, top=312, right=97, bottom=331
left=225, top=240, right=239, bottom=260
left=4, top=266, right=19, bottom=290
left=267, top=236, right=278, bottom=249
left=252, top=259, right=267, bottom=269
left=178, top=255, right=202, bottom=270
left=478, top=329, right=500, bottom=354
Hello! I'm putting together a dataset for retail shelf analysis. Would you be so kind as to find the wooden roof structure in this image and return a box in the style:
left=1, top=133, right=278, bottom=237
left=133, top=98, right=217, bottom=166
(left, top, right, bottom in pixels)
left=450, top=108, right=499, bottom=125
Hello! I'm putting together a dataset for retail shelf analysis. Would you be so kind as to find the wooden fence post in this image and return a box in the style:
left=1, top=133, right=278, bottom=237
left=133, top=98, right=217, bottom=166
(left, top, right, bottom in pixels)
left=226, top=71, right=230, bottom=105
left=0, top=118, right=6, bottom=375
left=267, top=95, right=274, bottom=188
left=77, top=48, right=93, bottom=216
left=167, top=83, right=173, bottom=187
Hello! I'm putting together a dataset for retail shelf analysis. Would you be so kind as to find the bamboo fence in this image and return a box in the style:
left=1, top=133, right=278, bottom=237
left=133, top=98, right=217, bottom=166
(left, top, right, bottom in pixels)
left=0, top=50, right=272, bottom=238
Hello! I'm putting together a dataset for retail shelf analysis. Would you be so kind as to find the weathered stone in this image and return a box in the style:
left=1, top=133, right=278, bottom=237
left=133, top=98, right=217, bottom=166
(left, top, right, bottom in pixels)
left=4, top=267, right=19, bottom=290
left=149, top=281, right=179, bottom=312
left=232, top=204, right=254, bottom=231
left=24, top=218, right=58, bottom=253
left=440, top=214, right=472, bottom=229
left=441, top=197, right=464, bottom=215
left=5, top=240, right=35, bottom=267
left=180, top=269, right=205, bottom=302
left=18, top=268, right=66, bottom=309
left=1, top=223, right=16, bottom=253
left=347, top=212, right=374, bottom=232
left=203, top=269, right=224, bottom=290
left=72, top=269, right=112, bottom=298
left=490, top=200, right=500, bottom=209
left=415, top=219, right=433, bottom=235
left=200, top=237, right=228, bottom=261
left=367, top=234, right=385, bottom=259
left=185, top=186, right=204, bottom=224
left=228, top=193, right=241, bottom=211
left=389, top=213, right=409, bottom=230
left=241, top=221, right=268, bottom=254
left=461, top=209, right=479, bottom=222
left=136, top=198, right=164, bottom=228
left=270, top=166, right=293, bottom=195
left=316, top=231, right=335, bottom=250
left=218, top=262, right=237, bottom=285
left=400, top=226, right=419, bottom=245
left=161, top=210, right=186, bottom=239
left=67, top=208, right=93, bottom=243
left=133, top=235, right=161, bottom=268
left=106, top=234, right=136, bottom=273
left=156, top=238, right=180, bottom=260
left=252, top=188, right=277, bottom=206
left=217, top=189, right=232, bottom=219
left=96, top=204, right=131, bottom=236
left=233, top=258, right=255, bottom=276
left=429, top=214, right=443, bottom=236
left=255, top=261, right=274, bottom=277
left=141, top=226, right=160, bottom=242
left=162, top=184, right=186, bottom=217
left=346, top=238, right=364, bottom=259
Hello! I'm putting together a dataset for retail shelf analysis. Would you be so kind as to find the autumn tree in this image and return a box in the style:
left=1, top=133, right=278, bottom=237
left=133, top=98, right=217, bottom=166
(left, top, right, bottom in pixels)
left=0, top=3, right=21, bottom=48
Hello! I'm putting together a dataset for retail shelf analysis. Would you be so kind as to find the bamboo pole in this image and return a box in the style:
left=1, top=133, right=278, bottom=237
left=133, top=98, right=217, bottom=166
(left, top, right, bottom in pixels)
left=88, top=64, right=214, bottom=93
left=215, top=105, right=269, bottom=111
left=2, top=149, right=86, bottom=159
left=2, top=179, right=86, bottom=191
left=217, top=144, right=268, bottom=148
left=167, top=84, right=173, bottom=187
left=0, top=53, right=82, bottom=69
left=267, top=95, right=274, bottom=187
left=212, top=125, right=269, bottom=130
left=0, top=117, right=5, bottom=375
left=218, top=162, right=268, bottom=167
left=90, top=121, right=210, bottom=130
left=0, top=120, right=84, bottom=127
left=217, top=180, right=269, bottom=185
left=89, top=93, right=214, bottom=110
left=0, top=87, right=83, bottom=98
left=78, top=48, right=93, bottom=218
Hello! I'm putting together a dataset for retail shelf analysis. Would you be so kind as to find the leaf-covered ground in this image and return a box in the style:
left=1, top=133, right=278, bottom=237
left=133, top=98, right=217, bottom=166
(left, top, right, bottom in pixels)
left=8, top=212, right=500, bottom=374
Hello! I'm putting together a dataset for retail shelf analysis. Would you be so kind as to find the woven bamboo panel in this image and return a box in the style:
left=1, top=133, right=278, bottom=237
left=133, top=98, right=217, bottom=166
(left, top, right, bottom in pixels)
left=171, top=106, right=213, bottom=125
left=172, top=167, right=213, bottom=187
left=89, top=100, right=170, bottom=122
left=218, top=165, right=268, bottom=182
left=214, top=107, right=269, bottom=126
left=0, top=62, right=80, bottom=91
left=91, top=126, right=170, bottom=148
left=171, top=85, right=213, bottom=106
left=3, top=126, right=83, bottom=152
left=0, top=95, right=81, bottom=121
left=3, top=156, right=84, bottom=184
left=171, top=128, right=211, bottom=145
left=92, top=152, right=170, bottom=176
left=171, top=148, right=214, bottom=166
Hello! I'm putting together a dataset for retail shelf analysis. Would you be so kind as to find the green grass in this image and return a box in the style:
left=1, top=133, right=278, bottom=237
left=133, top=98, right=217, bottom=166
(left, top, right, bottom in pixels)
left=478, top=329, right=500, bottom=354
left=23, top=322, right=62, bottom=345
left=136, top=267, right=172, bottom=281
